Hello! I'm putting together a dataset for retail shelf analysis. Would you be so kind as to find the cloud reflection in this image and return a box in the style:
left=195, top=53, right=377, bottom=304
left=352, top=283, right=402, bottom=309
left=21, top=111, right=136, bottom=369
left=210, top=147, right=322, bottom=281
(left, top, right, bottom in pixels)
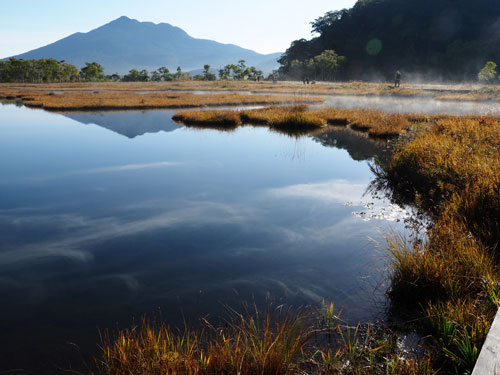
left=265, top=179, right=367, bottom=204
left=0, top=201, right=246, bottom=266
left=0, top=161, right=183, bottom=184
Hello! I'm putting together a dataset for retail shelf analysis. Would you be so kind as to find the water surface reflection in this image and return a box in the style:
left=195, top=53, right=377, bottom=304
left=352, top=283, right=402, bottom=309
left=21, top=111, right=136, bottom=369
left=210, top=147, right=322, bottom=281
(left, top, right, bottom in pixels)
left=0, top=105, right=401, bottom=373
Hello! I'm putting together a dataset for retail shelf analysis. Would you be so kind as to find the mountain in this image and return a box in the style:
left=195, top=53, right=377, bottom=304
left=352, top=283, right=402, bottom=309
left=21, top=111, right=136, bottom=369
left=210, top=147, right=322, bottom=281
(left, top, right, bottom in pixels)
left=278, top=0, right=500, bottom=81
left=8, top=16, right=281, bottom=74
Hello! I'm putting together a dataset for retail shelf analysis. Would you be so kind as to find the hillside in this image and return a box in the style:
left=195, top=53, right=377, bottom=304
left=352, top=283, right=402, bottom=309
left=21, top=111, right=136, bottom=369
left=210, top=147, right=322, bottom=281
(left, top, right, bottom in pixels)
left=278, top=0, right=500, bottom=81
left=8, top=16, right=281, bottom=74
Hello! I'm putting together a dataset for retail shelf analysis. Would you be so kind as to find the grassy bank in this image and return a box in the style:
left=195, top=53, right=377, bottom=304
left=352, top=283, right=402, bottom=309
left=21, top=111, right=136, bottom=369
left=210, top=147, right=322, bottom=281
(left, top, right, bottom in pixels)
left=372, top=116, right=500, bottom=373
left=0, top=89, right=323, bottom=111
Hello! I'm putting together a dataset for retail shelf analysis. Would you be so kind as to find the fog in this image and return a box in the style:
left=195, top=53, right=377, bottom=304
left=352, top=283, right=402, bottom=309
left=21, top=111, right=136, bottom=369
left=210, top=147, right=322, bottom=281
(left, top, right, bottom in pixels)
left=321, top=95, right=500, bottom=116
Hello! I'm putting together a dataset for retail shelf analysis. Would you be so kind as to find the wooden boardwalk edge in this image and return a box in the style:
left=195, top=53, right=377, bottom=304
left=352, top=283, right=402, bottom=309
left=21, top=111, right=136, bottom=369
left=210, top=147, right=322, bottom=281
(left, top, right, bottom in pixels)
left=473, top=308, right=500, bottom=374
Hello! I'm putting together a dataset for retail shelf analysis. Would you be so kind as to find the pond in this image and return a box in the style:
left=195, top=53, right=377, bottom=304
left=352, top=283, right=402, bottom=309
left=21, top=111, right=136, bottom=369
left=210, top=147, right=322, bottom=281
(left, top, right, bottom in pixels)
left=0, top=103, right=405, bottom=373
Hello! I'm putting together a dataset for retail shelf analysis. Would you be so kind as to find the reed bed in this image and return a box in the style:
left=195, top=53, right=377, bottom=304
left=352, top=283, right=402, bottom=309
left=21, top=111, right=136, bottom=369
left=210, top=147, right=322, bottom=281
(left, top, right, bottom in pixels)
left=172, top=110, right=241, bottom=127
left=373, top=115, right=500, bottom=373
left=95, top=310, right=311, bottom=375
left=173, top=106, right=426, bottom=138
left=94, top=302, right=436, bottom=375
left=173, top=105, right=328, bottom=133
left=0, top=89, right=324, bottom=111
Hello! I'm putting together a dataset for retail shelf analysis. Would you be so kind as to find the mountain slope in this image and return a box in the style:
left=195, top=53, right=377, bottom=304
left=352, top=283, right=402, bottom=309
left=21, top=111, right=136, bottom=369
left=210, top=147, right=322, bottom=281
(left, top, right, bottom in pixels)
left=9, top=16, right=281, bottom=74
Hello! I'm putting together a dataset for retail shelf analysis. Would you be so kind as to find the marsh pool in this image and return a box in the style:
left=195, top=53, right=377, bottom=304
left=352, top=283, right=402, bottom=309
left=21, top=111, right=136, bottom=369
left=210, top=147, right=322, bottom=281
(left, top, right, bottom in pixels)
left=0, top=104, right=404, bottom=373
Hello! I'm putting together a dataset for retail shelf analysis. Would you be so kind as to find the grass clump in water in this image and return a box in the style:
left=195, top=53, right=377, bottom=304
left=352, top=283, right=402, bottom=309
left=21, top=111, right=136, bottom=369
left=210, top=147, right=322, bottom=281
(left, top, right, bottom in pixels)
left=173, top=105, right=424, bottom=137
left=94, top=302, right=438, bottom=375
left=241, top=105, right=326, bottom=130
left=94, top=308, right=313, bottom=375
left=172, top=110, right=241, bottom=128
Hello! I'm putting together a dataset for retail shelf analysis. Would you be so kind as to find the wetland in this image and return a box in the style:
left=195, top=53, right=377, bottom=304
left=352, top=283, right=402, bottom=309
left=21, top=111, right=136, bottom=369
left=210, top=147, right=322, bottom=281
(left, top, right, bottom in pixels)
left=1, top=81, right=500, bottom=374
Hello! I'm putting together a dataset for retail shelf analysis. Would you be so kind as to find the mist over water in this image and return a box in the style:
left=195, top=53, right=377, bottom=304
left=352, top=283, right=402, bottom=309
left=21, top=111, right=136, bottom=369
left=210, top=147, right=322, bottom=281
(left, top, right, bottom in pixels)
left=322, top=95, right=500, bottom=116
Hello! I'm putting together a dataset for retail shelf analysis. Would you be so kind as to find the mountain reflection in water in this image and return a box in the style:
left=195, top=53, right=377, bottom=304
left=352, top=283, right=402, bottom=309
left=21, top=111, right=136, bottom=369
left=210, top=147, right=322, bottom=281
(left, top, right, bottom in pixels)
left=64, top=111, right=181, bottom=138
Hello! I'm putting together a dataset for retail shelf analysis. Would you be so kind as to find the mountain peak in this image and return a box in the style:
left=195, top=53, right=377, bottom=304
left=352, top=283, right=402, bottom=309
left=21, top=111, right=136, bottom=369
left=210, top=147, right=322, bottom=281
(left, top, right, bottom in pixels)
left=116, top=16, right=133, bottom=22
left=108, top=15, right=138, bottom=25
left=8, top=17, right=281, bottom=74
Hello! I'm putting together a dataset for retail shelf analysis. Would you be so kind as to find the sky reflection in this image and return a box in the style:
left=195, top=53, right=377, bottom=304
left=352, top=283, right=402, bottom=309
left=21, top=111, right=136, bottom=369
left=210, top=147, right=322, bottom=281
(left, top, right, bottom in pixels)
left=0, top=104, right=402, bottom=373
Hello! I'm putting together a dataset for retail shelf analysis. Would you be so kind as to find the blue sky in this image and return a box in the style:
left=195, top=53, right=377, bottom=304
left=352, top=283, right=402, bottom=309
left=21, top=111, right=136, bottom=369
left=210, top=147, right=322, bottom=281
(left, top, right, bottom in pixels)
left=1, top=0, right=357, bottom=58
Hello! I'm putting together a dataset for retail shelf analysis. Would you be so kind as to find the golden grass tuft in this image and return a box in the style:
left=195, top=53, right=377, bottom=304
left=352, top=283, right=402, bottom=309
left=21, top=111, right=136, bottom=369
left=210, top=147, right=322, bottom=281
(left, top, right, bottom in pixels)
left=95, top=308, right=313, bottom=375
left=94, top=304, right=438, bottom=375
left=172, top=110, right=241, bottom=127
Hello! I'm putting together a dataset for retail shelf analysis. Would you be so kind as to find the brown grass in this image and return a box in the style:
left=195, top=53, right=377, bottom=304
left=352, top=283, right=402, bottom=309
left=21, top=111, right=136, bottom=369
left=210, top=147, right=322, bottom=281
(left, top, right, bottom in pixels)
left=173, top=106, right=432, bottom=138
left=173, top=105, right=327, bottom=134
left=375, top=115, right=500, bottom=373
left=95, top=309, right=313, bottom=375
left=0, top=88, right=324, bottom=111
left=94, top=303, right=438, bottom=375
left=2, top=81, right=499, bottom=101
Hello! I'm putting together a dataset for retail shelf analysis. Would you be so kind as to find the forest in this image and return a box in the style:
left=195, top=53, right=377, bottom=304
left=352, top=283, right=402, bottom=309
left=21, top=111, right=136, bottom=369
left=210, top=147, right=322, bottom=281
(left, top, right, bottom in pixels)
left=278, top=0, right=500, bottom=81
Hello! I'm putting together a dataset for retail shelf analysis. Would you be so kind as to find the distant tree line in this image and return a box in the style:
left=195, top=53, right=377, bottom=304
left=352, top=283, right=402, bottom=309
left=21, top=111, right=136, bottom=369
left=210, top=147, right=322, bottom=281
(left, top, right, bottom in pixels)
left=278, top=0, right=500, bottom=81
left=0, top=58, right=266, bottom=83
left=217, top=60, right=263, bottom=81
left=0, top=58, right=80, bottom=83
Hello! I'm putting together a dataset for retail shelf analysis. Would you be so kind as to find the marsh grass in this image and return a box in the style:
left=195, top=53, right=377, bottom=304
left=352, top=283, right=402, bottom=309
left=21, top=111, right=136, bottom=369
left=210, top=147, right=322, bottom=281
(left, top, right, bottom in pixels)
left=94, top=301, right=437, bottom=375
left=173, top=105, right=328, bottom=135
left=425, top=299, right=492, bottom=370
left=172, top=106, right=427, bottom=138
left=0, top=88, right=324, bottom=111
left=375, top=115, right=500, bottom=373
left=3, top=82, right=499, bottom=106
left=172, top=110, right=241, bottom=128
left=95, top=307, right=313, bottom=375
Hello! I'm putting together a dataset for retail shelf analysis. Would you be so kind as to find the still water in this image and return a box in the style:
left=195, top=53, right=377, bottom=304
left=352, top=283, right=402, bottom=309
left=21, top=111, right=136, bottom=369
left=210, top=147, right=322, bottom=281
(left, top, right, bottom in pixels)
left=0, top=104, right=402, bottom=373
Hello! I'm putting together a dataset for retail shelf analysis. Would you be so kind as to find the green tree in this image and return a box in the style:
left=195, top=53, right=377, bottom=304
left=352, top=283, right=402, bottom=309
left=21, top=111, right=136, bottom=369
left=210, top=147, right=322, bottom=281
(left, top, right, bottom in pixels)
left=310, top=10, right=347, bottom=35
left=312, top=50, right=345, bottom=81
left=61, top=62, right=80, bottom=82
left=233, top=60, right=247, bottom=80
left=478, top=61, right=497, bottom=83
left=150, top=70, right=162, bottom=82
left=122, top=69, right=149, bottom=82
left=174, top=66, right=185, bottom=80
left=80, top=62, right=105, bottom=82
left=108, top=73, right=121, bottom=81
left=202, top=64, right=217, bottom=81
left=218, top=65, right=231, bottom=80
left=247, top=66, right=264, bottom=81
left=158, top=67, right=173, bottom=81
left=0, top=58, right=80, bottom=83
